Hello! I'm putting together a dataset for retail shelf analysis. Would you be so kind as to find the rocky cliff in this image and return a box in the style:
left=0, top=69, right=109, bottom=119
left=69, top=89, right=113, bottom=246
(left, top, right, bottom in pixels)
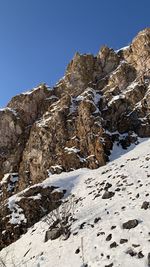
left=0, top=28, right=150, bottom=249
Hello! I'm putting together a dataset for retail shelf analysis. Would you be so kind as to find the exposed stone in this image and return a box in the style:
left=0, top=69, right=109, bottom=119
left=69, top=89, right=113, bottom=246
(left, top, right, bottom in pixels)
left=141, top=201, right=150, bottom=210
left=102, top=191, right=115, bottom=199
left=106, top=234, right=112, bottom=241
left=45, top=228, right=62, bottom=241
left=122, top=219, right=139, bottom=229
left=104, top=182, right=112, bottom=190
left=0, top=184, right=65, bottom=250
left=75, top=248, right=80, bottom=254
left=138, top=251, right=144, bottom=258
left=126, top=248, right=137, bottom=257
left=110, top=242, right=118, bottom=248
left=0, top=28, right=150, bottom=251
left=1, top=29, right=150, bottom=193
left=94, top=217, right=101, bottom=224
left=121, top=28, right=150, bottom=73
left=0, top=85, right=51, bottom=182
left=120, top=238, right=128, bottom=244
left=105, top=263, right=113, bottom=267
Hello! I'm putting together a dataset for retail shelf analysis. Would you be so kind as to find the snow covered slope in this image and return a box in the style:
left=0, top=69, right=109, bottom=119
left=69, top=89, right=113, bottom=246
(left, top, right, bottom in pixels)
left=0, top=139, right=150, bottom=267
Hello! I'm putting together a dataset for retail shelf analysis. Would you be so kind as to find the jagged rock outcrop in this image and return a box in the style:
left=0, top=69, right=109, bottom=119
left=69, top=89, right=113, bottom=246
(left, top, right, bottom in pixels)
left=0, top=85, right=52, bottom=180
left=0, top=182, right=65, bottom=250
left=0, top=28, right=150, bottom=249
left=120, top=27, right=150, bottom=72
left=17, top=88, right=112, bottom=190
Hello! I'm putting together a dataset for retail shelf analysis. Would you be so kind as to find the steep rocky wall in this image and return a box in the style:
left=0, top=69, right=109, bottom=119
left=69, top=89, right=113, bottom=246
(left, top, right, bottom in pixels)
left=0, top=85, right=51, bottom=180
left=0, top=28, right=150, bottom=195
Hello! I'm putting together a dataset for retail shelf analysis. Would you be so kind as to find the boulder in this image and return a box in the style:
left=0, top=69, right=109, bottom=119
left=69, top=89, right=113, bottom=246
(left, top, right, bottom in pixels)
left=122, top=219, right=139, bottom=229
left=102, top=191, right=115, bottom=199
left=45, top=228, right=62, bottom=242
left=141, top=201, right=150, bottom=210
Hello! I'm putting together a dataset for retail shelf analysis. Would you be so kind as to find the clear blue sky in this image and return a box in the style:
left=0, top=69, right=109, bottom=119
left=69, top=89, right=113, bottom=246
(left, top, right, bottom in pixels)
left=0, top=0, right=149, bottom=107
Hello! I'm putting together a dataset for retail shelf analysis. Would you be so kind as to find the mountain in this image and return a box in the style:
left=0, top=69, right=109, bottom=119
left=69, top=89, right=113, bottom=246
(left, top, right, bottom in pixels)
left=0, top=139, right=150, bottom=267
left=0, top=28, right=150, bottom=266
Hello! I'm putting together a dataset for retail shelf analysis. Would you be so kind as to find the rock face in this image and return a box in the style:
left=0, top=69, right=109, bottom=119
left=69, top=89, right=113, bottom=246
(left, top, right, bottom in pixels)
left=14, top=28, right=149, bottom=191
left=0, top=182, right=65, bottom=250
left=0, top=28, right=150, bottom=191
left=0, top=28, right=150, bottom=249
left=0, top=85, right=51, bottom=181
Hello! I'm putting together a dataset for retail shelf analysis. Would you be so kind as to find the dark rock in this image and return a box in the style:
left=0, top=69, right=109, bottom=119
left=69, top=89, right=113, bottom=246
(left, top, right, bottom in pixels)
left=115, top=188, right=121, bottom=192
left=138, top=251, right=144, bottom=258
left=73, top=232, right=78, bottom=236
left=79, top=222, right=86, bottom=229
left=94, top=193, right=101, bottom=199
left=105, top=264, right=113, bottom=267
left=44, top=228, right=62, bottom=241
left=94, top=217, right=101, bottom=224
left=126, top=248, right=137, bottom=257
left=97, top=232, right=105, bottom=236
left=110, top=242, right=118, bottom=248
left=111, top=226, right=116, bottom=230
left=102, top=191, right=115, bottom=199
left=132, top=244, right=140, bottom=248
left=120, top=239, right=128, bottom=244
left=106, top=234, right=112, bottom=241
left=75, top=248, right=80, bottom=254
left=122, top=219, right=139, bottom=229
left=104, top=182, right=112, bottom=190
left=141, top=201, right=150, bottom=210
left=0, top=185, right=64, bottom=250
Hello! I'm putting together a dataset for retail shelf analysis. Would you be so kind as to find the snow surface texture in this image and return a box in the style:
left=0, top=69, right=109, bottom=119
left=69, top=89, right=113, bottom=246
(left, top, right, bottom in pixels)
left=0, top=139, right=150, bottom=267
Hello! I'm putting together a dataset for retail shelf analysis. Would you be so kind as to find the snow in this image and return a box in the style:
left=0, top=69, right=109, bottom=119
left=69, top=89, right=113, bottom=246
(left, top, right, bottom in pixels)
left=0, top=139, right=150, bottom=267
left=22, top=85, right=51, bottom=95
left=49, top=165, right=63, bottom=171
left=109, top=137, right=147, bottom=161
left=64, top=146, right=80, bottom=154
left=107, top=80, right=142, bottom=107
left=75, top=88, right=102, bottom=115
left=69, top=97, right=77, bottom=114
left=22, top=87, right=40, bottom=95
left=108, top=95, right=125, bottom=106
left=8, top=196, right=27, bottom=225
left=0, top=173, right=19, bottom=192
left=46, top=95, right=58, bottom=100
left=0, top=107, right=18, bottom=116
left=37, top=87, right=102, bottom=128
left=28, top=193, right=42, bottom=200
left=116, top=45, right=130, bottom=53
left=0, top=173, right=10, bottom=185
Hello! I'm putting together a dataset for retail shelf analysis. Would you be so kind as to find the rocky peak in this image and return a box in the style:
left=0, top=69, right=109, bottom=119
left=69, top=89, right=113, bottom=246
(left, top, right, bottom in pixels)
left=0, top=27, right=150, bottom=251
left=54, top=52, right=101, bottom=97
left=97, top=46, right=120, bottom=74
left=7, top=84, right=51, bottom=125
left=0, top=28, right=150, bottom=197
left=120, top=28, right=150, bottom=73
